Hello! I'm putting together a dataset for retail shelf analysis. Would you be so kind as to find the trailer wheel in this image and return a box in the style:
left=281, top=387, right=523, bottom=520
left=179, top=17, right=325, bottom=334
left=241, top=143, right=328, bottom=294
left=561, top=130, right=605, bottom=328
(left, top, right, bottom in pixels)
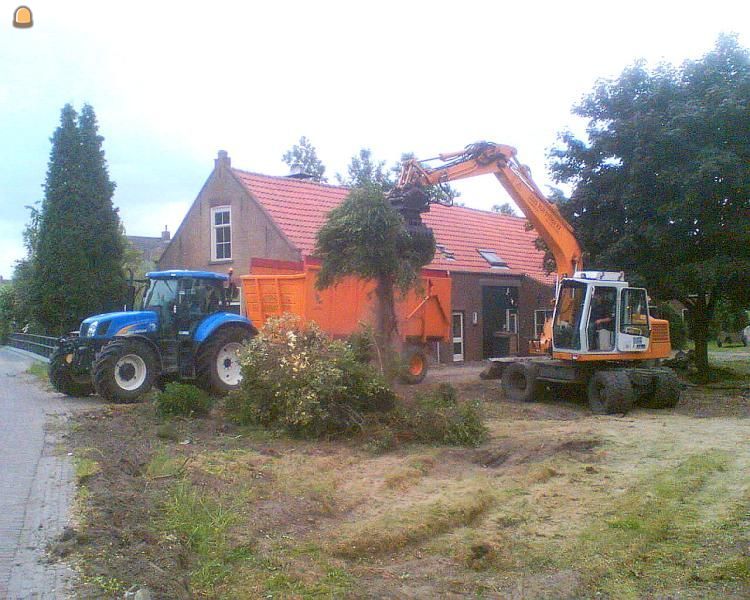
left=502, top=362, right=540, bottom=403
left=587, top=370, right=634, bottom=415
left=49, top=349, right=93, bottom=397
left=644, top=371, right=681, bottom=409
left=400, top=346, right=428, bottom=384
left=92, top=339, right=158, bottom=403
left=196, top=326, right=252, bottom=395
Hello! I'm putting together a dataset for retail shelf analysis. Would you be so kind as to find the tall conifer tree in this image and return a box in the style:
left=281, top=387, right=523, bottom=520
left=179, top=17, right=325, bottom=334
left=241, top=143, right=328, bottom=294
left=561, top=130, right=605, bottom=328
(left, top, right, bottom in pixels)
left=34, top=104, right=124, bottom=334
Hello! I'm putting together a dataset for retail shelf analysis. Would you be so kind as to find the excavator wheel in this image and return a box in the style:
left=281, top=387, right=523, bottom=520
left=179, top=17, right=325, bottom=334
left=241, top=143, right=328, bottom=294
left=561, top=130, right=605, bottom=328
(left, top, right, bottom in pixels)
left=587, top=370, right=634, bottom=415
left=501, top=362, right=540, bottom=403
left=642, top=370, right=681, bottom=409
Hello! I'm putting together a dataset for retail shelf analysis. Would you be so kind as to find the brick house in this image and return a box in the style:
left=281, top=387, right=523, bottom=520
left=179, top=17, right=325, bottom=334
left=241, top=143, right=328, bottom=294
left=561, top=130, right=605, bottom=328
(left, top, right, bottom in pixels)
left=158, top=151, right=554, bottom=363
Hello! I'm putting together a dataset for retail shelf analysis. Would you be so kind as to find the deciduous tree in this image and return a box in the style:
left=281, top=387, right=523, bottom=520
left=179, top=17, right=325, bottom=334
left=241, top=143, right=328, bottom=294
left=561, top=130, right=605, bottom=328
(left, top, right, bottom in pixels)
left=282, top=136, right=327, bottom=182
left=314, top=184, right=435, bottom=369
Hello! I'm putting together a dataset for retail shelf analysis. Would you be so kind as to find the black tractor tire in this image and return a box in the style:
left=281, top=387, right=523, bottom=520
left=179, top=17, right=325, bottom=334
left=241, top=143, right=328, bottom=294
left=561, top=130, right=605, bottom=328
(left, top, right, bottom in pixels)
left=501, top=362, right=540, bottom=403
left=399, top=346, right=428, bottom=385
left=644, top=371, right=681, bottom=409
left=49, top=349, right=94, bottom=397
left=92, top=338, right=159, bottom=403
left=196, top=326, right=252, bottom=395
left=587, top=370, right=634, bottom=415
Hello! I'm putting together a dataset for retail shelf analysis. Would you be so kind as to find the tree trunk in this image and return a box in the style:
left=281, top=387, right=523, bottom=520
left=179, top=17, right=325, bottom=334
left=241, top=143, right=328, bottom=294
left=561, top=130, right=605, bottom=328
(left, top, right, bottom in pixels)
left=689, top=292, right=712, bottom=382
left=374, top=276, right=398, bottom=380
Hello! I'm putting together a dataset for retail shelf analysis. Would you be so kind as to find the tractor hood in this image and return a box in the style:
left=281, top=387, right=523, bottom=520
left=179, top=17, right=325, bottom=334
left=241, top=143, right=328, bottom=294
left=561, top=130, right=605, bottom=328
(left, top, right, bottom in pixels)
left=79, top=311, right=159, bottom=338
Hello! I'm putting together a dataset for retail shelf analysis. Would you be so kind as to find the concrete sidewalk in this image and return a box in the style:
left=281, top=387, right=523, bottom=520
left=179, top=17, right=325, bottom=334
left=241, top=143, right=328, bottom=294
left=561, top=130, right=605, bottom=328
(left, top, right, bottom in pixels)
left=0, top=347, right=96, bottom=599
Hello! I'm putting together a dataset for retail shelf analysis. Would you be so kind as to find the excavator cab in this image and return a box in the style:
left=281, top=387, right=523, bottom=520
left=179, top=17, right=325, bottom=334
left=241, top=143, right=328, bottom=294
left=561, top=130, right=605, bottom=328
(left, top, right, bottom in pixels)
left=551, top=272, right=653, bottom=357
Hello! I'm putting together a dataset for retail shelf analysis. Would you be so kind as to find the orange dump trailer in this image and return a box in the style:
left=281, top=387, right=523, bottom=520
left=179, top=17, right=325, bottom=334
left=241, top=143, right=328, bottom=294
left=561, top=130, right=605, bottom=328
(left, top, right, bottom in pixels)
left=241, top=258, right=452, bottom=382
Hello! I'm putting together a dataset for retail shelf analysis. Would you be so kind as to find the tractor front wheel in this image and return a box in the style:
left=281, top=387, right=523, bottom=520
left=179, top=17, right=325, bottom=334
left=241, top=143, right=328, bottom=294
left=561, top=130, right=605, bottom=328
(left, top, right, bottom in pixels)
left=92, top=339, right=158, bottom=403
left=196, top=326, right=252, bottom=395
left=49, top=349, right=93, bottom=397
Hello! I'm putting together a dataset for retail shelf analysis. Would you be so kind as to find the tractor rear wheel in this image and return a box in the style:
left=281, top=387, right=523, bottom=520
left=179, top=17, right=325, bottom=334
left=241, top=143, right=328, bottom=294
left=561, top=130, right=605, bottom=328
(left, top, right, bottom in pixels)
left=502, top=362, right=540, bottom=402
left=49, top=349, right=93, bottom=397
left=92, top=339, right=158, bottom=403
left=587, top=370, right=634, bottom=415
left=196, top=326, right=251, bottom=395
left=399, top=346, right=428, bottom=384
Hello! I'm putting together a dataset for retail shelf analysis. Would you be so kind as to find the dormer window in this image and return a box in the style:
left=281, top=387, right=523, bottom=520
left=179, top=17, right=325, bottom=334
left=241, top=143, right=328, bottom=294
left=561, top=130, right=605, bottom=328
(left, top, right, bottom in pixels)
left=478, top=249, right=508, bottom=269
left=211, top=206, right=232, bottom=261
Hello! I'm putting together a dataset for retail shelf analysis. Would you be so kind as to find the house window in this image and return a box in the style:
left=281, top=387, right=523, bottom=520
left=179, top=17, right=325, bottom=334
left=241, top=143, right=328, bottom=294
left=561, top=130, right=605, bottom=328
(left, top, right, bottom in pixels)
left=211, top=206, right=231, bottom=261
left=477, top=249, right=508, bottom=269
left=534, top=309, right=553, bottom=338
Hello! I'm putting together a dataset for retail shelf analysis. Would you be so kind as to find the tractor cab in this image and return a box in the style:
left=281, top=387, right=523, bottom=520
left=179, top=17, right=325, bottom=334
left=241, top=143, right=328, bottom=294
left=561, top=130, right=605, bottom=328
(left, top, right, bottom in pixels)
left=142, top=271, right=234, bottom=335
left=552, top=271, right=651, bottom=356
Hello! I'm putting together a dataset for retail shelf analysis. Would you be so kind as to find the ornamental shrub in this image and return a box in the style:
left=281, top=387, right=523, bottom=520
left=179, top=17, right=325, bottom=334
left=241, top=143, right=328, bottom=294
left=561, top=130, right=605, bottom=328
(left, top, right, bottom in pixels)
left=155, top=382, right=213, bottom=418
left=227, top=314, right=396, bottom=438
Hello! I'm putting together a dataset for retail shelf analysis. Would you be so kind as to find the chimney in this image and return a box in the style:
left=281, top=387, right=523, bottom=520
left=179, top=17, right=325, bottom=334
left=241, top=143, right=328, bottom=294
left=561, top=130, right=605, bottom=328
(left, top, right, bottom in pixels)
left=286, top=164, right=314, bottom=179
left=215, top=149, right=231, bottom=170
left=161, top=225, right=171, bottom=241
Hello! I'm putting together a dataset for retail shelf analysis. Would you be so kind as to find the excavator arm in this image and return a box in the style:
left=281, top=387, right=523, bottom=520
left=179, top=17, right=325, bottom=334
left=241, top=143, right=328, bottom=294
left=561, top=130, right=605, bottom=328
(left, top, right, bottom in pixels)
left=390, top=141, right=583, bottom=278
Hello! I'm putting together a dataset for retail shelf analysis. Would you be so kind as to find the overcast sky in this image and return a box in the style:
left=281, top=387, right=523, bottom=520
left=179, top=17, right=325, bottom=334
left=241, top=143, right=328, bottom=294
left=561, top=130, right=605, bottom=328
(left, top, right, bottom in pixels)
left=1, top=1, right=748, bottom=279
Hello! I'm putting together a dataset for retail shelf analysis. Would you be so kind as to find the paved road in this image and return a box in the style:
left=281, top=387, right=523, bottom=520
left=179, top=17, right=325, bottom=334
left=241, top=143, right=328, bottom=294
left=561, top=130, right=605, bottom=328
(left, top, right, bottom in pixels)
left=0, top=347, right=94, bottom=599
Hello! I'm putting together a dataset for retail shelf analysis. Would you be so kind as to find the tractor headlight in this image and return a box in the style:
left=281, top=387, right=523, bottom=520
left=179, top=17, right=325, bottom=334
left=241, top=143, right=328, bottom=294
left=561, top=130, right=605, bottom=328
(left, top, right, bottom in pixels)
left=87, top=320, right=99, bottom=337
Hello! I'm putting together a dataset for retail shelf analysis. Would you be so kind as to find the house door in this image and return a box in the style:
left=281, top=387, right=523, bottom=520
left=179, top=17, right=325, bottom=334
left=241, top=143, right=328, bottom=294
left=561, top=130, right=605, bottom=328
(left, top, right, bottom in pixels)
left=452, top=311, right=464, bottom=362
left=482, top=286, right=519, bottom=358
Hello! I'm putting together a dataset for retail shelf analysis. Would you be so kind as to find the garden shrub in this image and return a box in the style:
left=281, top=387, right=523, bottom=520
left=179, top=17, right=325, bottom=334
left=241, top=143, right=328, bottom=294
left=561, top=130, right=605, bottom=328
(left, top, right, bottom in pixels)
left=227, top=314, right=396, bottom=438
left=405, top=383, right=487, bottom=447
left=155, top=382, right=213, bottom=418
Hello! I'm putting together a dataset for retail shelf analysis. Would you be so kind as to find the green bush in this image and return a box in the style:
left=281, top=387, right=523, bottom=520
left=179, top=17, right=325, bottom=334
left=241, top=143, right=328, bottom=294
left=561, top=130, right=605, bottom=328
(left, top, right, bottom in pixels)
left=155, top=382, right=213, bottom=418
left=405, top=383, right=488, bottom=447
left=226, top=315, right=396, bottom=438
left=346, top=325, right=375, bottom=364
left=657, top=302, right=688, bottom=350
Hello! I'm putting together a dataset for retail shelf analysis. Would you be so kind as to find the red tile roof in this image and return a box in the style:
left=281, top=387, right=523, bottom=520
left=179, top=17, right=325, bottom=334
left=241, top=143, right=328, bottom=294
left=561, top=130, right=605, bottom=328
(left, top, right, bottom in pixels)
left=232, top=169, right=553, bottom=284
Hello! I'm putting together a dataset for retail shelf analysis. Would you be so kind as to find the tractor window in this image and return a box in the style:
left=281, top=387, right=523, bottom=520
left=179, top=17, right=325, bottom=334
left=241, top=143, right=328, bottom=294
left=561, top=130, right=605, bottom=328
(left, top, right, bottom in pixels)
left=620, top=288, right=650, bottom=337
left=142, top=279, right=178, bottom=310
left=178, top=278, right=225, bottom=315
left=553, top=280, right=587, bottom=350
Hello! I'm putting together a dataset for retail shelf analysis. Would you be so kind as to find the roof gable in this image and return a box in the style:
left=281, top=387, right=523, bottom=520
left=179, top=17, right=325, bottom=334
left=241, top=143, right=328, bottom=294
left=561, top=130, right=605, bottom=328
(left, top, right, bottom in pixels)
left=232, top=169, right=553, bottom=283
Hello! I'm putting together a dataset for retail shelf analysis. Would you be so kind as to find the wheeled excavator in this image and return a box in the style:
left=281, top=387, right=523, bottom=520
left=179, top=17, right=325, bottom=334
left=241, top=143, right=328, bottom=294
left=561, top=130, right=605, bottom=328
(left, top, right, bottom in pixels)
left=389, top=142, right=680, bottom=414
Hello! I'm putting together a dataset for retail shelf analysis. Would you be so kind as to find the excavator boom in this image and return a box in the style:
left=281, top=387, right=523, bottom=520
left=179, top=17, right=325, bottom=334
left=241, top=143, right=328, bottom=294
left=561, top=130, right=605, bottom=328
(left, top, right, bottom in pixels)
left=390, top=142, right=583, bottom=277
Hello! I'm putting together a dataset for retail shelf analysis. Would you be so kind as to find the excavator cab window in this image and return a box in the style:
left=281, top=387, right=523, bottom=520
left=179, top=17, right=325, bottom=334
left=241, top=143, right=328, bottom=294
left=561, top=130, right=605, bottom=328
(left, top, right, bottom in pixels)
left=553, top=280, right=587, bottom=350
left=620, top=288, right=650, bottom=338
left=587, top=286, right=617, bottom=351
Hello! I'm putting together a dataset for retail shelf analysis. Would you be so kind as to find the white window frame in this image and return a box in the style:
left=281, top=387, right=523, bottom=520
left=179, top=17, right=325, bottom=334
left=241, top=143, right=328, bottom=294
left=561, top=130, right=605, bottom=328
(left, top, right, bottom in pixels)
left=211, top=206, right=232, bottom=262
left=534, top=309, right=553, bottom=338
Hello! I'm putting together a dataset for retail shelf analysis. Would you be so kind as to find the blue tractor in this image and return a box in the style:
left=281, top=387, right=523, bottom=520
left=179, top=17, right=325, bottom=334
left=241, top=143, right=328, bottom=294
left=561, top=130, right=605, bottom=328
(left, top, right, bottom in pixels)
left=49, top=270, right=257, bottom=402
